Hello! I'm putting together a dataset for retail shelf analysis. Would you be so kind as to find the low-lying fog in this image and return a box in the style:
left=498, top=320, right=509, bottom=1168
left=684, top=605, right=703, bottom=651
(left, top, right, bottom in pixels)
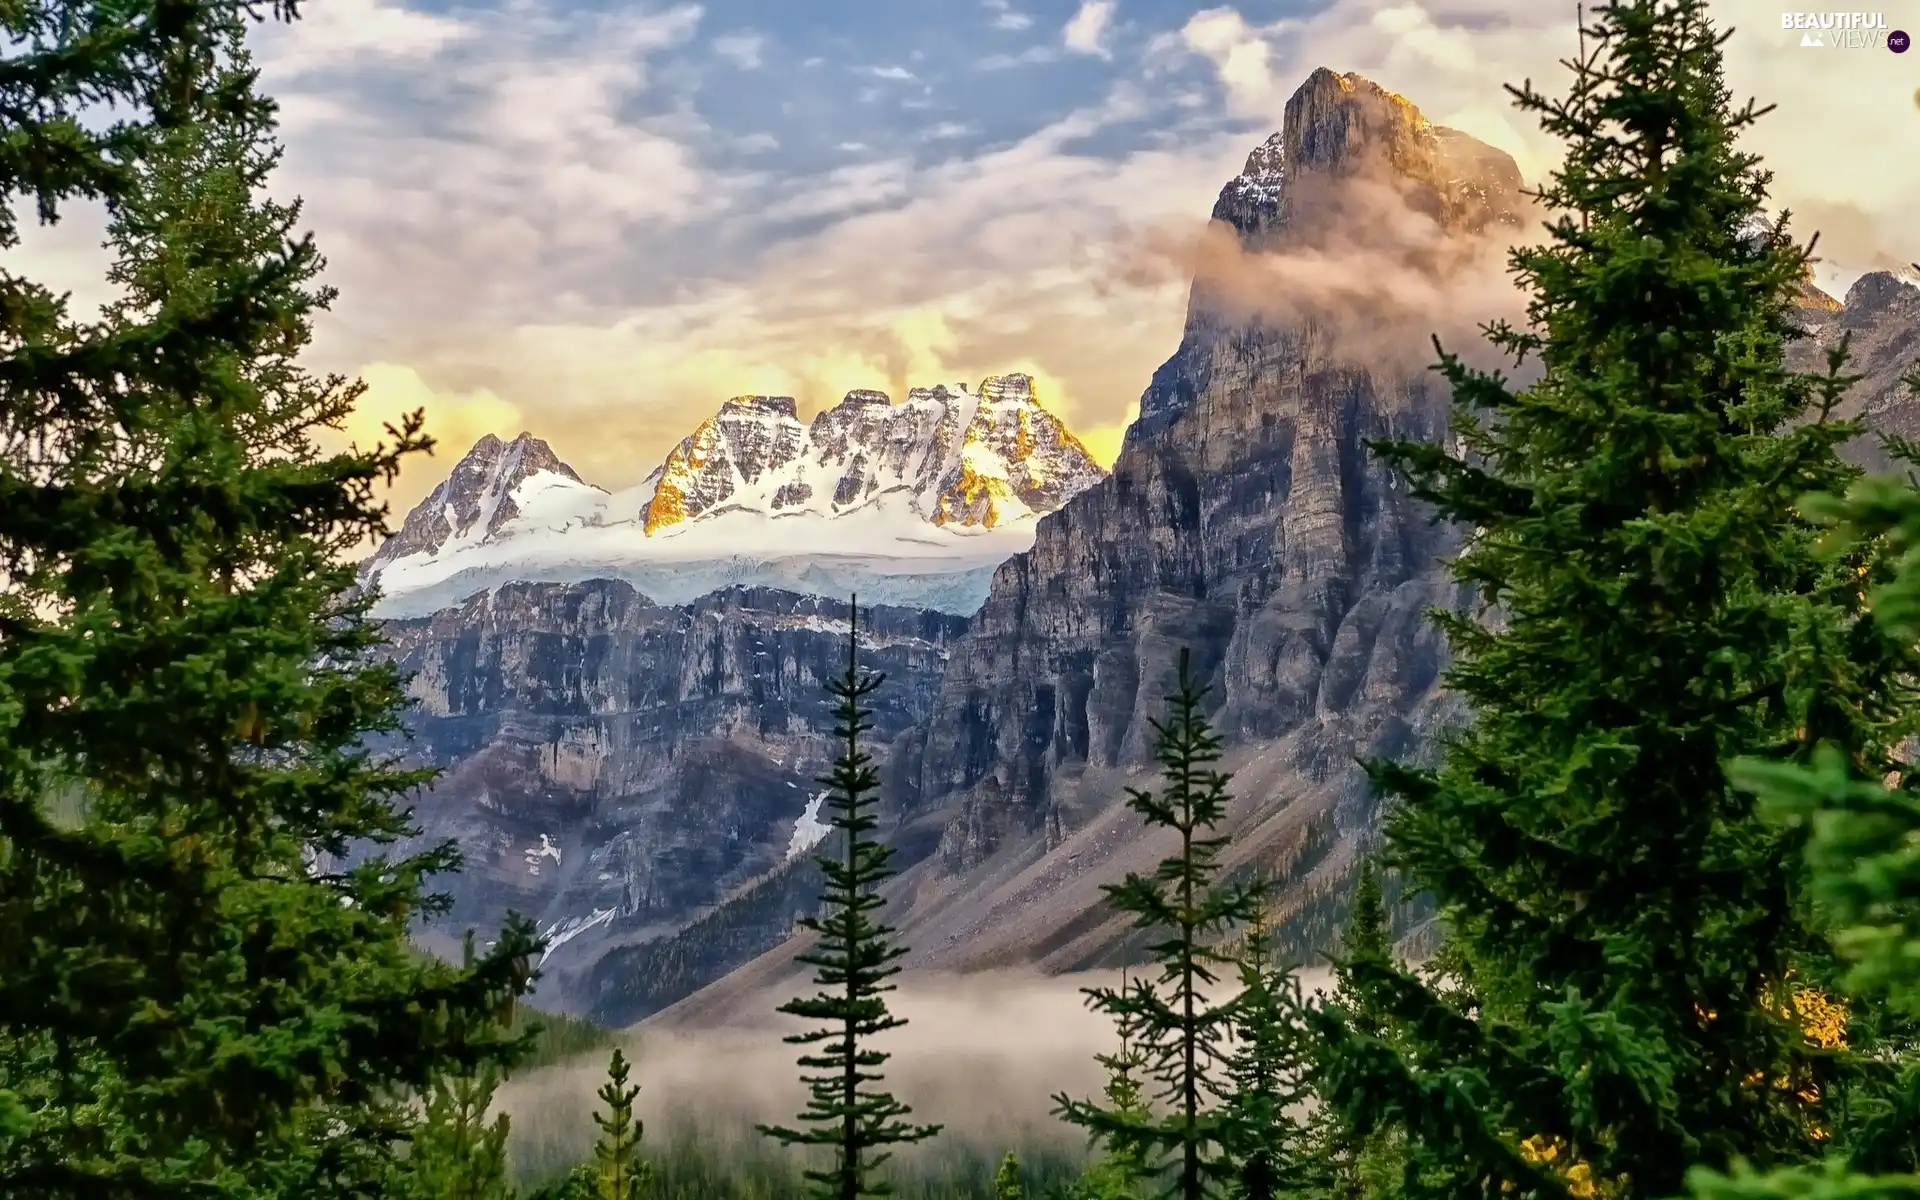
left=501, top=967, right=1337, bottom=1172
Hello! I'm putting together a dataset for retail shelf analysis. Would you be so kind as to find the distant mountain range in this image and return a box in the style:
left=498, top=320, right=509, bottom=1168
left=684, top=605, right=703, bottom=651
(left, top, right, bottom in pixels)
left=361, top=374, right=1106, bottom=619
left=361, top=66, right=1920, bottom=1025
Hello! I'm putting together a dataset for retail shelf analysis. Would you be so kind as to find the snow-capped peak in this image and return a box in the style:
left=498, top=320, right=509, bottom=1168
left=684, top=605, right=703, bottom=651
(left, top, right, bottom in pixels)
left=639, top=372, right=1103, bottom=535
left=369, top=431, right=602, bottom=571
left=360, top=374, right=1107, bottom=619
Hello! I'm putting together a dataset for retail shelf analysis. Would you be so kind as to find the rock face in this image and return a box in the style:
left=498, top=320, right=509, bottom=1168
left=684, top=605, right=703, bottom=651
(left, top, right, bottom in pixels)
left=379, top=582, right=967, bottom=1005
left=1798, top=268, right=1920, bottom=471
left=361, top=375, right=1107, bottom=621
left=901, top=68, right=1524, bottom=880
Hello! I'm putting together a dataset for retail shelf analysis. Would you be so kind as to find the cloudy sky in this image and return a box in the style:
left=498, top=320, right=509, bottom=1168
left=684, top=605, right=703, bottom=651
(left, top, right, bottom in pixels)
left=20, top=0, right=1920, bottom=513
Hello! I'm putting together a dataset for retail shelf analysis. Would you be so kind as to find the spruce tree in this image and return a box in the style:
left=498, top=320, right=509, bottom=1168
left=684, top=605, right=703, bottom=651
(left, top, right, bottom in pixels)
left=1685, top=459, right=1920, bottom=1197
left=589, top=1047, right=651, bottom=1200
left=0, top=13, right=540, bottom=1197
left=760, top=599, right=940, bottom=1200
left=1075, top=970, right=1155, bottom=1200
left=1218, top=898, right=1315, bottom=1200
left=1306, top=1, right=1918, bottom=1196
left=1055, top=649, right=1266, bottom=1200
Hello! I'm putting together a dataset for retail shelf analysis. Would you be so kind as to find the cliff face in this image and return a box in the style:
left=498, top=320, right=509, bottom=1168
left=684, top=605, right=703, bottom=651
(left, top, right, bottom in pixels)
left=898, top=69, right=1524, bottom=882
left=378, top=581, right=966, bottom=1003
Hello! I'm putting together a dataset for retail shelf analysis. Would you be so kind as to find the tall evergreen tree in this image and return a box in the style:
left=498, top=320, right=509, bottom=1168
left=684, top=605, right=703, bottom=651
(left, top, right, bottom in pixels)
left=1306, top=2, right=1919, bottom=1196
left=1055, top=650, right=1266, bottom=1200
left=0, top=15, right=540, bottom=1197
left=1218, top=897, right=1316, bottom=1200
left=760, top=598, right=940, bottom=1200
left=589, top=1047, right=651, bottom=1200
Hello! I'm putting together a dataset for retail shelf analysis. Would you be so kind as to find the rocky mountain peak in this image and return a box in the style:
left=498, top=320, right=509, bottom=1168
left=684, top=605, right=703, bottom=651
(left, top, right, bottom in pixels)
left=369, top=430, right=591, bottom=568
left=644, top=375, right=1105, bottom=535
left=1844, top=270, right=1920, bottom=321
left=718, top=394, right=799, bottom=419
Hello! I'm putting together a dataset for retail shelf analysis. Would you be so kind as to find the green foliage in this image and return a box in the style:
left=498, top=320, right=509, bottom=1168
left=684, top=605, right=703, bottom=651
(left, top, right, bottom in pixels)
left=591, top=1047, right=652, bottom=1200
left=1683, top=413, right=1920, bottom=1200
left=1055, top=649, right=1266, bottom=1200
left=1217, top=902, right=1316, bottom=1200
left=402, top=1058, right=515, bottom=1200
left=0, top=9, right=540, bottom=1197
left=1306, top=1, right=1920, bottom=1196
left=1313, top=860, right=1411, bottom=1200
left=995, top=1153, right=1026, bottom=1200
left=516, top=1007, right=616, bottom=1072
left=759, top=598, right=941, bottom=1199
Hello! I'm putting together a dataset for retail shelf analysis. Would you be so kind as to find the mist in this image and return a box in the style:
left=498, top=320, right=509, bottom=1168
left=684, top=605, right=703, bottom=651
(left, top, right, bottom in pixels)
left=1093, top=166, right=1543, bottom=381
left=501, top=966, right=1338, bottom=1174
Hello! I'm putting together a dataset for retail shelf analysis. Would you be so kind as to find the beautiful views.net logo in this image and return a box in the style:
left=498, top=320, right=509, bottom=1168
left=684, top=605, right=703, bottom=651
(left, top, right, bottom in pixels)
left=1781, top=11, right=1907, bottom=49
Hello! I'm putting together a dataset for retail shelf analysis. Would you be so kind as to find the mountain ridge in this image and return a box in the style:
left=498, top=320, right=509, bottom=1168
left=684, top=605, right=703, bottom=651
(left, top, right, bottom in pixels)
left=360, top=373, right=1107, bottom=620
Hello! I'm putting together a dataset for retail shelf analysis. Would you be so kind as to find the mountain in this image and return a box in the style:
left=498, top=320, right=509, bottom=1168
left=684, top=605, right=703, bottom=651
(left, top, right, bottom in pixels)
left=362, top=375, right=1105, bottom=1005
left=380, top=583, right=970, bottom=1002
left=629, top=69, right=1920, bottom=1030
left=607, top=67, right=1526, bottom=1025
left=362, top=374, right=1106, bottom=620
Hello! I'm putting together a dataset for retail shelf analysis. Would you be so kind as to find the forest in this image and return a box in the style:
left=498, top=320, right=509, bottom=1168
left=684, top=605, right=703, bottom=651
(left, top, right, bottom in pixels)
left=4, top=0, right=1920, bottom=1198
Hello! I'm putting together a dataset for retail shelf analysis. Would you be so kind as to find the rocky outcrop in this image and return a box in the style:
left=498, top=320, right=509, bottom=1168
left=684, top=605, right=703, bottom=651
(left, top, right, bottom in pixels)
left=379, top=582, right=967, bottom=1007
left=897, top=69, right=1523, bottom=888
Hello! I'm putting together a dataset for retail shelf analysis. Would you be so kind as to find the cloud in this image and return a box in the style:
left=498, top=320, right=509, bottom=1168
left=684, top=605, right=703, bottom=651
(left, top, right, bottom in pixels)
left=1063, top=0, right=1116, bottom=58
left=984, top=0, right=1034, bottom=32
left=250, top=1, right=712, bottom=349
left=867, top=64, right=917, bottom=80
left=1179, top=7, right=1276, bottom=116
left=257, top=0, right=472, bottom=76
left=712, top=32, right=765, bottom=70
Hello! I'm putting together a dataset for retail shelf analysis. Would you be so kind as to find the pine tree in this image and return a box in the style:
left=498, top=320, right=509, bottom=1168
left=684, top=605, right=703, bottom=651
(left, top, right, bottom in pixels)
left=994, top=1151, right=1026, bottom=1200
left=1055, top=649, right=1266, bottom=1200
left=759, top=598, right=941, bottom=1200
left=1306, top=1, right=1920, bottom=1196
left=0, top=14, right=541, bottom=1197
left=590, top=1047, right=651, bottom=1200
left=1218, top=898, right=1316, bottom=1200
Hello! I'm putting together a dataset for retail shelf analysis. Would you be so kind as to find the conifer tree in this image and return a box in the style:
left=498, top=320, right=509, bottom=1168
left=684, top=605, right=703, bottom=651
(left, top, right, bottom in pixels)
left=760, top=599, right=940, bottom=1200
left=1684, top=459, right=1920, bottom=1198
left=0, top=13, right=540, bottom=1197
left=1075, top=971, right=1155, bottom=1200
left=590, top=1047, right=651, bottom=1200
left=1218, top=898, right=1315, bottom=1200
left=401, top=1059, right=514, bottom=1200
left=1055, top=650, right=1266, bottom=1200
left=995, top=1151, right=1026, bottom=1200
left=1312, top=859, right=1407, bottom=1200
left=1306, top=1, right=1919, bottom=1195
